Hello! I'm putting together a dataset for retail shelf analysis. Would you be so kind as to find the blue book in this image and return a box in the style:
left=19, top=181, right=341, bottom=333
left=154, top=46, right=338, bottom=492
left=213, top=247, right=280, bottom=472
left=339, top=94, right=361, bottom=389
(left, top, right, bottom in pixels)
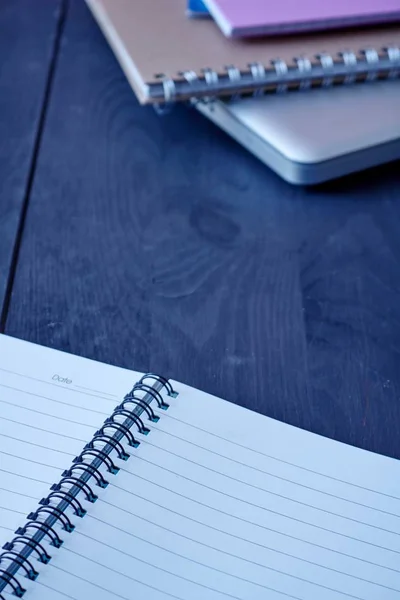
left=187, top=0, right=209, bottom=17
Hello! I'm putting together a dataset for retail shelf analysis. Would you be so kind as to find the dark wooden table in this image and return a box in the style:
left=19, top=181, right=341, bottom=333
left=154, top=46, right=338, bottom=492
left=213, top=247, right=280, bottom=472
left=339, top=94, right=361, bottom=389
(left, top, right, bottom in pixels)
left=2, top=0, right=400, bottom=460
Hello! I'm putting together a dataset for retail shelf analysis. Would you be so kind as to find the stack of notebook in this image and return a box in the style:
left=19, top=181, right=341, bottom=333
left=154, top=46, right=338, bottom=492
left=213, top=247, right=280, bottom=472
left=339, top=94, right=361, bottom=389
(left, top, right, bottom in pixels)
left=86, top=0, right=400, bottom=184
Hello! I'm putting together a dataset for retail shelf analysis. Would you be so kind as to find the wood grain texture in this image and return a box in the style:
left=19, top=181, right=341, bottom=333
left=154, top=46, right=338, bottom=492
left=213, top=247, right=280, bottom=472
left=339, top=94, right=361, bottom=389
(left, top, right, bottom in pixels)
left=5, top=0, right=400, bottom=460
left=0, top=0, right=63, bottom=317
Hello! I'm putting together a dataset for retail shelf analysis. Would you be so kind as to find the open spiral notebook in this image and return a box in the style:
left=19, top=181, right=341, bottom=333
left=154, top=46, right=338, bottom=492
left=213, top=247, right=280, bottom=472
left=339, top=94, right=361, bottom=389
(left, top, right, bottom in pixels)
left=1, top=334, right=400, bottom=600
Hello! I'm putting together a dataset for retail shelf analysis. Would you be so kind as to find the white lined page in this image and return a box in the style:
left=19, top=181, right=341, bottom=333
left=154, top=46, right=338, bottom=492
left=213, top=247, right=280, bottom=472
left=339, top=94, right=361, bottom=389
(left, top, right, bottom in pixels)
left=1, top=335, right=400, bottom=600
left=0, top=334, right=140, bottom=554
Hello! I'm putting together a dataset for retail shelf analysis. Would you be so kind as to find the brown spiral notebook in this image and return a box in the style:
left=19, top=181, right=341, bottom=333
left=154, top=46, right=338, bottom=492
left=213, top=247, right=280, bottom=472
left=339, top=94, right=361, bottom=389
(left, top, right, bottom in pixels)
left=85, top=0, right=400, bottom=104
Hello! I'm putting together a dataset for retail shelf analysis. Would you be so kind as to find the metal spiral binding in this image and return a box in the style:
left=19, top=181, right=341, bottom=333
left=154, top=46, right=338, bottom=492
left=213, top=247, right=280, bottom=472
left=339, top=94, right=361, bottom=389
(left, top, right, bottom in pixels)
left=248, top=62, right=266, bottom=97
left=161, top=78, right=176, bottom=103
left=316, top=52, right=335, bottom=87
left=203, top=68, right=219, bottom=87
left=363, top=48, right=379, bottom=82
left=271, top=59, right=289, bottom=94
left=387, top=46, right=400, bottom=78
left=295, top=57, right=312, bottom=90
left=149, top=43, right=400, bottom=105
left=340, top=50, right=358, bottom=84
left=0, top=373, right=177, bottom=597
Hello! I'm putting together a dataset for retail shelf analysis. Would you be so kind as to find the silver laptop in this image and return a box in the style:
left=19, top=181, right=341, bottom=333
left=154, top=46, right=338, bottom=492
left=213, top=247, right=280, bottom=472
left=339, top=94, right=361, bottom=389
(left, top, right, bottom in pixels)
left=196, top=81, right=400, bottom=185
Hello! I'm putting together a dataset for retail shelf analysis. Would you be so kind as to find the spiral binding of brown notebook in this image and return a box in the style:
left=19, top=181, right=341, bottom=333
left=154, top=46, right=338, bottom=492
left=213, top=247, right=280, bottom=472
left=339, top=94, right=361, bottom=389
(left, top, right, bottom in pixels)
left=85, top=0, right=400, bottom=104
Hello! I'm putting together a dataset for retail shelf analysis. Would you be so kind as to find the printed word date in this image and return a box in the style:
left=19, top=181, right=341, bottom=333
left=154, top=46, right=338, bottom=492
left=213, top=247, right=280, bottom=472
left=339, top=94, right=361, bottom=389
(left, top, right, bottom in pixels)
left=52, top=374, right=72, bottom=384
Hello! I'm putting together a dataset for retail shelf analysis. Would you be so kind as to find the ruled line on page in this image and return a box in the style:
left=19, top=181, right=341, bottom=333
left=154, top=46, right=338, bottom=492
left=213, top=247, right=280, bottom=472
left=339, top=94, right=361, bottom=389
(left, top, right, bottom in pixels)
left=2, top=417, right=397, bottom=558
left=0, top=518, right=182, bottom=600
left=141, top=438, right=400, bottom=518
left=0, top=469, right=52, bottom=486
left=106, top=486, right=400, bottom=575
left=125, top=454, right=400, bottom=536
left=4, top=469, right=397, bottom=590
left=154, top=413, right=400, bottom=501
left=1, top=417, right=394, bottom=534
left=5, top=482, right=400, bottom=583
left=113, top=471, right=400, bottom=558
left=49, top=561, right=236, bottom=600
left=73, top=383, right=118, bottom=398
left=0, top=487, right=39, bottom=502
left=0, top=399, right=98, bottom=430
left=0, top=367, right=117, bottom=403
left=0, top=385, right=111, bottom=416
left=55, top=548, right=186, bottom=600
left=0, top=416, right=87, bottom=443
left=6, top=466, right=399, bottom=587
left=1, top=480, right=396, bottom=595
left=85, top=511, right=398, bottom=596
left=35, top=581, right=79, bottom=600
left=1, top=426, right=397, bottom=545
left=0, top=506, right=26, bottom=516
left=0, top=450, right=72, bottom=469
left=71, top=528, right=353, bottom=600
left=0, top=434, right=76, bottom=457
left=1, top=398, right=395, bottom=518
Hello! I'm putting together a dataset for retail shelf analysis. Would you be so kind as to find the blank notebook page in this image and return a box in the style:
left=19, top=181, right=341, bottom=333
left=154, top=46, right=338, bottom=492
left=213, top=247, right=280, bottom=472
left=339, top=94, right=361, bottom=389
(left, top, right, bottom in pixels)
left=1, top=335, right=400, bottom=599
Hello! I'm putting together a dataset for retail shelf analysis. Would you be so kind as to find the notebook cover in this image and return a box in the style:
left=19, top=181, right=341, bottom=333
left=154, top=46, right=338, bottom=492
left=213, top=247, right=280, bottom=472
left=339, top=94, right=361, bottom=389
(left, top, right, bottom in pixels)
left=85, top=0, right=400, bottom=104
left=204, top=0, right=400, bottom=38
left=187, top=0, right=209, bottom=17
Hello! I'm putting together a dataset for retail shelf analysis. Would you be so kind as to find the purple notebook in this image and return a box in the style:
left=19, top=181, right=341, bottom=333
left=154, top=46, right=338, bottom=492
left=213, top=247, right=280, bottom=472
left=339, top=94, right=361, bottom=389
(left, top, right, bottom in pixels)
left=203, top=0, right=400, bottom=38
